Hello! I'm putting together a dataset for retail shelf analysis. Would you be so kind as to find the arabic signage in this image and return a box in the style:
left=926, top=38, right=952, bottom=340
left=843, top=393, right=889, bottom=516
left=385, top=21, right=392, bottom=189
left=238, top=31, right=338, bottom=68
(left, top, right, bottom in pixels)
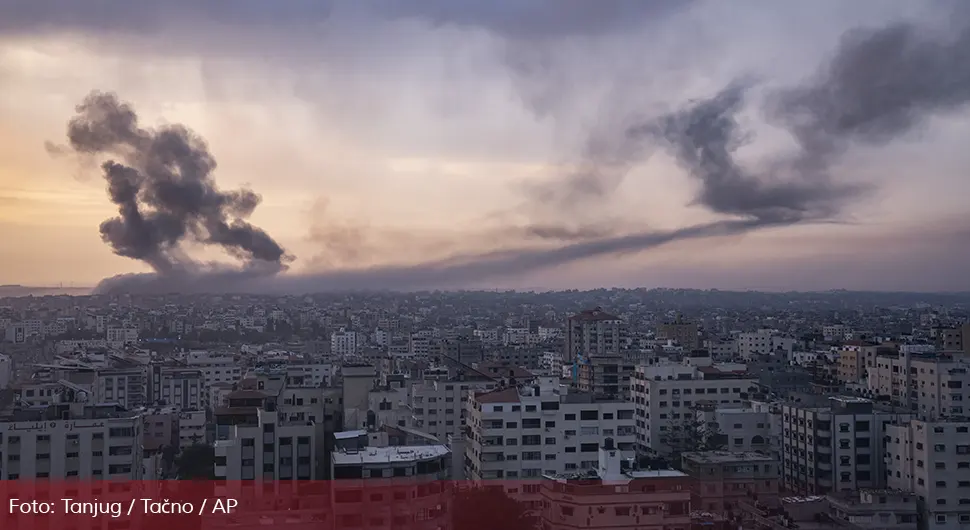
left=4, top=421, right=106, bottom=432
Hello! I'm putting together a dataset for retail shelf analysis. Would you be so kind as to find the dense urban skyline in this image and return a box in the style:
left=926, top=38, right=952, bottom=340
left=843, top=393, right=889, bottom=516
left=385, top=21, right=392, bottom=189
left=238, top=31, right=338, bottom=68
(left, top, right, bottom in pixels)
left=2, top=0, right=969, bottom=292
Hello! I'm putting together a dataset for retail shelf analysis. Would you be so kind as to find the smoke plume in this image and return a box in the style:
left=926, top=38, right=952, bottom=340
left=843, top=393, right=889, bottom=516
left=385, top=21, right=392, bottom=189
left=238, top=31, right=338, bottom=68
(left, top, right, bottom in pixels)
left=59, top=91, right=292, bottom=282
left=88, top=16, right=970, bottom=294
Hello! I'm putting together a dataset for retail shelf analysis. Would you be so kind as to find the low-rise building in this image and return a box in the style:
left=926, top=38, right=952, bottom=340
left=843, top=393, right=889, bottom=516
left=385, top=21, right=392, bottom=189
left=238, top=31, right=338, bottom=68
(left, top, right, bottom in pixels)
left=541, top=438, right=691, bottom=530
left=681, top=451, right=780, bottom=514
left=826, top=489, right=919, bottom=530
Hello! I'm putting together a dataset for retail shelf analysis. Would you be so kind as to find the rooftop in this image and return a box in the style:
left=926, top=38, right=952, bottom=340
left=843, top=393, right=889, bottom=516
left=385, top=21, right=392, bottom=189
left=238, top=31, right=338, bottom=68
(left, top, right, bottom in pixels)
left=334, top=429, right=366, bottom=440
left=331, top=444, right=450, bottom=466
left=681, top=451, right=777, bottom=464
left=569, top=307, right=621, bottom=322
left=544, top=468, right=687, bottom=483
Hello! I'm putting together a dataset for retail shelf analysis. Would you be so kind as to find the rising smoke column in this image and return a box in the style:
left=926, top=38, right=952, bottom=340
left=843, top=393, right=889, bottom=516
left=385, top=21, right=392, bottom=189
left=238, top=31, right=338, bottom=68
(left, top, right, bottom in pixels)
left=62, top=91, right=292, bottom=280
left=89, top=16, right=970, bottom=294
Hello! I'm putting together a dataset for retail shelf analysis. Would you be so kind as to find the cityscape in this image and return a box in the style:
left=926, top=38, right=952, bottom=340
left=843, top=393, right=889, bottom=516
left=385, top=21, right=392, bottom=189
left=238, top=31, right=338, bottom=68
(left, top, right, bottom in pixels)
left=3, top=1, right=970, bottom=530
left=1, top=289, right=970, bottom=529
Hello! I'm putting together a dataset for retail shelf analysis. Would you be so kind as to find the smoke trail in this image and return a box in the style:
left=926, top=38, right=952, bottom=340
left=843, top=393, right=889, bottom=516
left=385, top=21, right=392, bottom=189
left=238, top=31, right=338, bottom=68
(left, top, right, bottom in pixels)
left=58, top=91, right=292, bottom=279
left=91, top=17, right=970, bottom=294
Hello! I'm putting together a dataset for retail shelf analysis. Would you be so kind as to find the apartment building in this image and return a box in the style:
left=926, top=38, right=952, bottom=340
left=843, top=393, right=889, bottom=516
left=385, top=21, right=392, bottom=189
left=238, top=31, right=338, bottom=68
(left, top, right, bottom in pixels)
left=178, top=409, right=207, bottom=449
left=868, top=353, right=970, bottom=419
left=331, top=328, right=361, bottom=357
left=540, top=439, right=691, bottom=530
left=737, top=329, right=794, bottom=359
left=438, top=336, right=485, bottom=365
left=185, top=352, right=244, bottom=403
left=149, top=364, right=204, bottom=409
left=0, top=354, right=10, bottom=389
left=782, top=396, right=912, bottom=495
left=837, top=342, right=888, bottom=384
left=577, top=352, right=636, bottom=399
left=681, top=451, right=780, bottom=513
left=105, top=326, right=138, bottom=345
left=141, top=406, right=179, bottom=452
left=825, top=489, right=919, bottom=530
left=213, top=392, right=321, bottom=480
left=0, top=401, right=143, bottom=480
left=631, top=361, right=758, bottom=455
left=657, top=317, right=701, bottom=350
left=98, top=366, right=149, bottom=409
left=465, top=379, right=636, bottom=482
left=330, top=429, right=452, bottom=530
left=564, top=307, right=625, bottom=365
left=935, top=327, right=965, bottom=353
left=694, top=405, right=777, bottom=454
left=886, top=418, right=970, bottom=529
left=408, top=373, right=500, bottom=442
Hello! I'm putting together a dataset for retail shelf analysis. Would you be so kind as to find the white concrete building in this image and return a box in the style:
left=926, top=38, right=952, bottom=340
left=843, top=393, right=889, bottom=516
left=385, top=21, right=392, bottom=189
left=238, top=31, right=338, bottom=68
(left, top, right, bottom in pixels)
left=782, top=396, right=913, bottom=495
left=106, top=326, right=139, bottom=345
left=331, top=328, right=360, bottom=357
left=409, top=375, right=500, bottom=442
left=737, top=329, right=795, bottom=359
left=565, top=308, right=625, bottom=365
left=184, top=351, right=243, bottom=407
left=695, top=405, right=776, bottom=453
left=541, top=440, right=691, bottom=530
left=867, top=353, right=970, bottom=418
left=631, top=361, right=758, bottom=455
left=466, top=380, right=636, bottom=482
left=214, top=407, right=320, bottom=480
left=150, top=365, right=204, bottom=409
left=0, top=353, right=11, bottom=389
left=178, top=409, right=207, bottom=449
left=0, top=402, right=143, bottom=480
left=886, top=418, right=970, bottom=530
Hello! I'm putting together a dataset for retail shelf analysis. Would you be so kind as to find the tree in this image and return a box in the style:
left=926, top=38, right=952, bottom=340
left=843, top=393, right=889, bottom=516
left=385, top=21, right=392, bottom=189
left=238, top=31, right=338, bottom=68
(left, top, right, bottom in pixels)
left=452, top=486, right=534, bottom=530
left=662, top=406, right=727, bottom=468
left=175, top=444, right=216, bottom=480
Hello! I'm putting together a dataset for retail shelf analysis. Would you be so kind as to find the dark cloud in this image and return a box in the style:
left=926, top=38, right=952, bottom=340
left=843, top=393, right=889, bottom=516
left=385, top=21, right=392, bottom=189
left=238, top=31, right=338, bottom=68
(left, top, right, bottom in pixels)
left=70, top=6, right=970, bottom=292
left=56, top=91, right=292, bottom=278
left=95, top=218, right=764, bottom=294
left=0, top=0, right=689, bottom=42
left=376, top=0, right=692, bottom=40
left=0, top=0, right=333, bottom=37
left=768, top=21, right=970, bottom=167
left=651, top=80, right=866, bottom=224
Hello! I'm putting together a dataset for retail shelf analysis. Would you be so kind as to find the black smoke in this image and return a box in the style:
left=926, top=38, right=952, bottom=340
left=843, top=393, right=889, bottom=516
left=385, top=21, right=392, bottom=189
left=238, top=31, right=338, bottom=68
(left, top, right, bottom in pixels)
left=88, top=16, right=970, bottom=294
left=59, top=91, right=292, bottom=285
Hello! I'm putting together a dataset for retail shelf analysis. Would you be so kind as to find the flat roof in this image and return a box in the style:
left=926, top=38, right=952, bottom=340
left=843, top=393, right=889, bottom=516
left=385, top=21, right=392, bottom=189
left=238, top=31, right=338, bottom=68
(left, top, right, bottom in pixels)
left=682, top=451, right=777, bottom=464
left=332, top=445, right=450, bottom=466
left=334, top=429, right=366, bottom=440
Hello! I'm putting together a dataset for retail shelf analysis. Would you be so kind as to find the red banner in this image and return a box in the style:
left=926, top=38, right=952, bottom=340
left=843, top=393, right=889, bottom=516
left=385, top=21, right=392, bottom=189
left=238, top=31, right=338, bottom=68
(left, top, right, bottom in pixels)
left=0, top=479, right=700, bottom=530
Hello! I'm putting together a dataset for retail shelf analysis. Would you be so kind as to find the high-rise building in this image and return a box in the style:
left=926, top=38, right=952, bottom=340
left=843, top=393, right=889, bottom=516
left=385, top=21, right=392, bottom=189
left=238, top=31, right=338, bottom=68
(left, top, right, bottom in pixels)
left=465, top=378, right=636, bottom=483
left=213, top=389, right=322, bottom=481
left=564, top=307, right=625, bottom=365
left=631, top=361, right=758, bottom=455
left=886, top=418, right=970, bottom=529
left=657, top=316, right=701, bottom=351
left=781, top=396, right=912, bottom=495
left=0, top=400, right=143, bottom=480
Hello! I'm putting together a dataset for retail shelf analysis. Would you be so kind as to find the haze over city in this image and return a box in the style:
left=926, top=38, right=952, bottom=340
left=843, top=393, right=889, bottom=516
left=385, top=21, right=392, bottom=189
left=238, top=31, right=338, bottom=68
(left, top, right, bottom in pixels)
left=2, top=0, right=970, bottom=293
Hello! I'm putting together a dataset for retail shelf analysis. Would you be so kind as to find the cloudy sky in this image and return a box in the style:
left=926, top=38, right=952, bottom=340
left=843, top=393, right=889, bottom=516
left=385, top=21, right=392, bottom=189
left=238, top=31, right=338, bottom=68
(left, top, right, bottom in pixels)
left=1, top=0, right=969, bottom=292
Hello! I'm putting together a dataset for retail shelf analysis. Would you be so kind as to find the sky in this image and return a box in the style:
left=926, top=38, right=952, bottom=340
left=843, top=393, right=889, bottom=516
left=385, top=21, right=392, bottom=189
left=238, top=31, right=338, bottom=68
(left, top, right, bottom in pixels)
left=1, top=0, right=969, bottom=293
